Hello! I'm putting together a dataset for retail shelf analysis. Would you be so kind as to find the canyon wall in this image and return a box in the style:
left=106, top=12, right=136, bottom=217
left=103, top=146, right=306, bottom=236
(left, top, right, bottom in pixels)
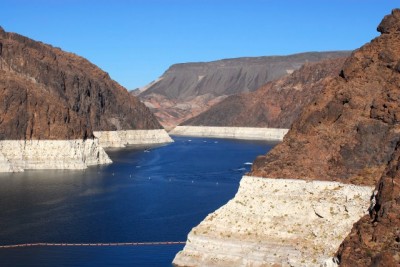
left=0, top=27, right=171, bottom=171
left=0, top=27, right=162, bottom=141
left=174, top=9, right=400, bottom=267
left=182, top=57, right=347, bottom=128
left=136, top=52, right=350, bottom=129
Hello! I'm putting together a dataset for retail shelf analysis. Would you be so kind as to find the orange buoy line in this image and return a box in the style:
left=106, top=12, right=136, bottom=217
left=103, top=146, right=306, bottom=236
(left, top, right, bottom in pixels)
left=0, top=241, right=186, bottom=249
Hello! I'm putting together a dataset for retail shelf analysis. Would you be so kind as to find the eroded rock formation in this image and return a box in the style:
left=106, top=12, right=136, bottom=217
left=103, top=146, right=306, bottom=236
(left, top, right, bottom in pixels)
left=0, top=27, right=169, bottom=171
left=250, top=8, right=400, bottom=265
left=335, top=9, right=400, bottom=266
left=136, top=52, right=350, bottom=129
left=182, top=57, right=347, bottom=128
left=0, top=26, right=161, bottom=141
left=174, top=176, right=373, bottom=267
left=251, top=9, right=400, bottom=187
left=175, top=8, right=400, bottom=267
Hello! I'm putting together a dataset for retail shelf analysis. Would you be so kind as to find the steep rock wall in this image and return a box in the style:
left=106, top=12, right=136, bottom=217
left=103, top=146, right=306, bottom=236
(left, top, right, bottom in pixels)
left=182, top=57, right=347, bottom=128
left=0, top=27, right=161, bottom=141
left=137, top=52, right=350, bottom=129
left=174, top=8, right=400, bottom=267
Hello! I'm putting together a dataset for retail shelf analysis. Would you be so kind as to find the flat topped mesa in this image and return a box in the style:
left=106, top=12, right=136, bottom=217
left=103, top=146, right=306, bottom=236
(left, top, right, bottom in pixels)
left=0, top=27, right=172, bottom=172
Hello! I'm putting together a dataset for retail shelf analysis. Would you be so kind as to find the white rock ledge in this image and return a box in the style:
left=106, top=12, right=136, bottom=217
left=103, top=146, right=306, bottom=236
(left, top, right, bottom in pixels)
left=93, top=129, right=173, bottom=148
left=173, top=176, right=374, bottom=267
left=169, top=126, right=288, bottom=141
left=0, top=139, right=111, bottom=172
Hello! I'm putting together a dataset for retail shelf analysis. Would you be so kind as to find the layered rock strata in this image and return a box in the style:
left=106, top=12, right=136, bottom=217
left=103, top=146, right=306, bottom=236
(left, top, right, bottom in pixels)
left=93, top=129, right=173, bottom=148
left=182, top=57, right=347, bottom=128
left=0, top=27, right=162, bottom=140
left=169, top=126, right=288, bottom=141
left=0, top=27, right=169, bottom=171
left=175, top=8, right=400, bottom=267
left=251, top=10, right=400, bottom=187
left=0, top=139, right=111, bottom=172
left=174, top=176, right=373, bottom=267
left=137, top=52, right=350, bottom=129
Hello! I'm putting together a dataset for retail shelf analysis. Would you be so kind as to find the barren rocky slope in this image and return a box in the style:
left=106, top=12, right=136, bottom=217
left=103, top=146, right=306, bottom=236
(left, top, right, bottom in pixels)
left=250, top=8, right=400, bottom=265
left=136, top=52, right=350, bottom=129
left=182, top=57, right=347, bottom=128
left=0, top=26, right=161, bottom=141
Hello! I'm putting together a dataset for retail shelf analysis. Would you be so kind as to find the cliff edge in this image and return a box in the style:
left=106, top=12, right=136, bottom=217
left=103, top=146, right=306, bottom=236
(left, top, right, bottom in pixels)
left=0, top=26, right=161, bottom=141
left=0, top=27, right=170, bottom=171
left=250, top=8, right=400, bottom=265
left=174, top=8, right=400, bottom=267
left=252, top=9, right=400, bottom=187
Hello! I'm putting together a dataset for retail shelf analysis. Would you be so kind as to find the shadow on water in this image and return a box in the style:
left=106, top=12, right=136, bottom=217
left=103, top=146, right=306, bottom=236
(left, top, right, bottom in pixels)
left=0, top=136, right=275, bottom=266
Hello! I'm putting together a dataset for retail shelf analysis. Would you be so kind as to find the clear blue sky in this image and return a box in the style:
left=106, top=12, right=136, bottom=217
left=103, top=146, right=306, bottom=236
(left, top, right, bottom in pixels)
left=0, top=1, right=397, bottom=89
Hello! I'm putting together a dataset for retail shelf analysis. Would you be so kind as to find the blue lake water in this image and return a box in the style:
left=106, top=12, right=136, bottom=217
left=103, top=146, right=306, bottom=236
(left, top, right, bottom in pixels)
left=0, top=136, right=275, bottom=266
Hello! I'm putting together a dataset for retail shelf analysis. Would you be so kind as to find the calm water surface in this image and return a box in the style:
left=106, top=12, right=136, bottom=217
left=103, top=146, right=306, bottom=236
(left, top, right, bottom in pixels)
left=0, top=136, right=275, bottom=266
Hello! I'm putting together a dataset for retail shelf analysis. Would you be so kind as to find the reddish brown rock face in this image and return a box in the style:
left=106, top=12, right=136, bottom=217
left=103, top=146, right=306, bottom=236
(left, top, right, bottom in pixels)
left=182, top=57, right=347, bottom=128
left=136, top=51, right=350, bottom=129
left=0, top=27, right=161, bottom=140
left=250, top=9, right=400, bottom=266
left=337, top=141, right=400, bottom=266
left=251, top=9, right=400, bottom=187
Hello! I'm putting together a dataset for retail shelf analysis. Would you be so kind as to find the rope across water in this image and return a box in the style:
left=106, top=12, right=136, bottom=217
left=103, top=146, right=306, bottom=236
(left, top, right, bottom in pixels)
left=0, top=241, right=186, bottom=249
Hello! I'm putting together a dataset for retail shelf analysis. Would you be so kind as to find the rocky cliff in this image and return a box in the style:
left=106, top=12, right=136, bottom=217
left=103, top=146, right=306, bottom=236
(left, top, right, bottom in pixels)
left=175, top=8, right=400, bottom=267
left=251, top=9, right=400, bottom=187
left=0, top=27, right=169, bottom=171
left=182, top=57, right=347, bottom=128
left=136, top=52, right=350, bottom=129
left=250, top=8, right=400, bottom=265
left=336, top=9, right=400, bottom=266
left=0, top=26, right=161, bottom=141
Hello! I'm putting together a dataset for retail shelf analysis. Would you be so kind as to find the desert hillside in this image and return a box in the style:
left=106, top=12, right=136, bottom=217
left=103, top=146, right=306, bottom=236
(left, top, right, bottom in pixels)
left=251, top=9, right=400, bottom=266
left=182, top=57, right=347, bottom=128
left=136, top=51, right=350, bottom=129
left=0, top=26, right=161, bottom=141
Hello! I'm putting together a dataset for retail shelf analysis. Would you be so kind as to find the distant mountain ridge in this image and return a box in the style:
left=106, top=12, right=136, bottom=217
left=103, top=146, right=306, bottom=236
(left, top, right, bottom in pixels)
left=136, top=51, right=351, bottom=129
left=182, top=57, right=347, bottom=128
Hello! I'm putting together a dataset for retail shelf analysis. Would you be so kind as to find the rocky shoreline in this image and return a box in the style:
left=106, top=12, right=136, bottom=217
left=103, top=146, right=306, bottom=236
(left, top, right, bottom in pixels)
left=0, top=130, right=174, bottom=172
left=169, top=126, right=288, bottom=141
left=0, top=139, right=111, bottom=172
left=173, top=176, right=374, bottom=267
left=93, top=129, right=173, bottom=148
